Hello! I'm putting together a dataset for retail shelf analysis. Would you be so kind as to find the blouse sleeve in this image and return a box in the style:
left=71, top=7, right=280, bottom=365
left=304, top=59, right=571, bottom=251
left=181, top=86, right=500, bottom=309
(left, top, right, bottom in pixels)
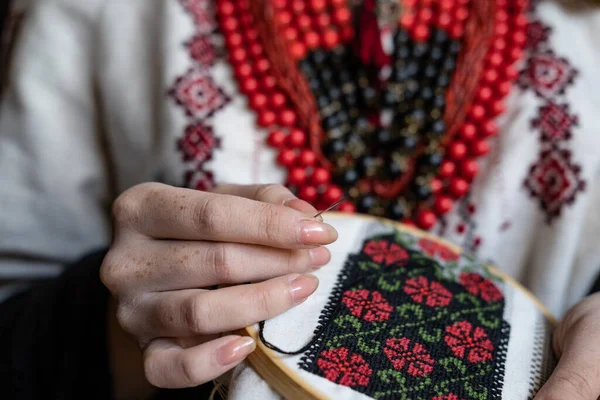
left=0, top=0, right=112, bottom=296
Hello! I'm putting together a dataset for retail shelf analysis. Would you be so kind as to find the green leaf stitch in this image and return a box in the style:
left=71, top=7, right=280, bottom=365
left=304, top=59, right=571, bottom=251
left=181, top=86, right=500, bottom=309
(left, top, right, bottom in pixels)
left=358, top=261, right=381, bottom=272
left=356, top=337, right=381, bottom=354
left=464, top=381, right=489, bottom=400
left=438, top=357, right=468, bottom=374
left=418, top=326, right=442, bottom=342
left=376, top=369, right=406, bottom=385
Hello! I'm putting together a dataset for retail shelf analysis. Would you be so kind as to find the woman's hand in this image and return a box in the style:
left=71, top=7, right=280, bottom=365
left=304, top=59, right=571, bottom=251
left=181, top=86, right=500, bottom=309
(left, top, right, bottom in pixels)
left=100, top=183, right=337, bottom=389
left=536, top=293, right=600, bottom=400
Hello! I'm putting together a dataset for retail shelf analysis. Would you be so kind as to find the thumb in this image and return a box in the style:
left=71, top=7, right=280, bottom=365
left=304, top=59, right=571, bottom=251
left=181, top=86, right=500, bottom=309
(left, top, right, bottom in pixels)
left=535, top=319, right=600, bottom=400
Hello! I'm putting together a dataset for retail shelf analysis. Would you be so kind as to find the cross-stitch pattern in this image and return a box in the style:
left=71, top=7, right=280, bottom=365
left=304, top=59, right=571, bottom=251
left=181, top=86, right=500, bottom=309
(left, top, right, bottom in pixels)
left=299, top=229, right=510, bottom=400
left=519, top=3, right=586, bottom=222
left=172, top=0, right=228, bottom=191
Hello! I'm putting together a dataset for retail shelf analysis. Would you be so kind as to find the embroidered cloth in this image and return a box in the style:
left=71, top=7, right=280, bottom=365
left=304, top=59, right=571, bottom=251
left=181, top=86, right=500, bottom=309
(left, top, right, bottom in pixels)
left=230, top=216, right=555, bottom=400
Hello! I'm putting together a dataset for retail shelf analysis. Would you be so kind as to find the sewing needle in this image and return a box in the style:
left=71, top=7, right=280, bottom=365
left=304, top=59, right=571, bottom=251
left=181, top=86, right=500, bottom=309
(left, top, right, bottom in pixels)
left=313, top=198, right=345, bottom=220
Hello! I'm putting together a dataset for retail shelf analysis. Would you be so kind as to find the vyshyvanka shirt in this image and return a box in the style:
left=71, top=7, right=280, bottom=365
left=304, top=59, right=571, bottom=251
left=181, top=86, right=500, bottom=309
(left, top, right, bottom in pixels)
left=1, top=0, right=600, bottom=318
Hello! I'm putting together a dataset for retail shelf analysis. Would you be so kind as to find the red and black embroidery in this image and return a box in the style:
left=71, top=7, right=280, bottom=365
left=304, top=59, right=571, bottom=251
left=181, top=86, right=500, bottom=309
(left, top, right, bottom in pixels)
left=299, top=231, right=509, bottom=399
left=342, top=289, right=395, bottom=322
left=169, top=67, right=229, bottom=120
left=178, top=122, right=220, bottom=164
left=184, top=168, right=214, bottom=191
left=445, top=320, right=494, bottom=363
left=433, top=395, right=462, bottom=400
left=384, top=337, right=435, bottom=377
left=525, top=20, right=550, bottom=51
left=519, top=5, right=585, bottom=222
left=317, top=347, right=373, bottom=387
left=448, top=3, right=586, bottom=241
left=404, top=276, right=454, bottom=307
left=524, top=148, right=585, bottom=221
left=531, top=102, right=578, bottom=144
left=459, top=273, right=503, bottom=303
left=186, top=34, right=217, bottom=65
left=171, top=0, right=229, bottom=189
left=179, top=0, right=217, bottom=34
left=418, top=238, right=460, bottom=262
left=517, top=51, right=577, bottom=99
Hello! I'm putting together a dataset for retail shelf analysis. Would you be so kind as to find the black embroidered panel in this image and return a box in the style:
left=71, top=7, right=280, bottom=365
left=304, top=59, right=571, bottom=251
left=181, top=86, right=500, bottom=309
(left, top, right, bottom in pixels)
left=299, top=230, right=510, bottom=400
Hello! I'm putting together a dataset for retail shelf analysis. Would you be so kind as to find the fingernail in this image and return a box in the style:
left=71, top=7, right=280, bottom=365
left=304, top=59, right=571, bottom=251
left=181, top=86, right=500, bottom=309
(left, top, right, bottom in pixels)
left=309, top=246, right=331, bottom=268
left=289, top=274, right=319, bottom=304
left=300, top=220, right=338, bottom=246
left=283, top=198, right=318, bottom=215
left=216, top=337, right=256, bottom=366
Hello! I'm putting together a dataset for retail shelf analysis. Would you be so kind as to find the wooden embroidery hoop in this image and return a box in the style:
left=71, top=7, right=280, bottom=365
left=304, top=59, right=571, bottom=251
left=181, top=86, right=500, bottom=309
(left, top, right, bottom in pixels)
left=240, top=212, right=557, bottom=400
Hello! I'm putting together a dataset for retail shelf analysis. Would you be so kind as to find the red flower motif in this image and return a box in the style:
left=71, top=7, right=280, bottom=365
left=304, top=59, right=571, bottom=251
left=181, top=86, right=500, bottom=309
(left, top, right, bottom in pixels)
left=178, top=123, right=220, bottom=163
left=459, top=273, right=503, bottom=302
left=445, top=321, right=494, bottom=363
left=363, top=240, right=409, bottom=266
left=432, top=394, right=461, bottom=400
left=383, top=337, right=435, bottom=377
left=418, top=238, right=459, bottom=261
left=187, top=34, right=216, bottom=65
left=404, top=276, right=453, bottom=307
left=317, top=348, right=372, bottom=387
left=342, top=289, right=393, bottom=322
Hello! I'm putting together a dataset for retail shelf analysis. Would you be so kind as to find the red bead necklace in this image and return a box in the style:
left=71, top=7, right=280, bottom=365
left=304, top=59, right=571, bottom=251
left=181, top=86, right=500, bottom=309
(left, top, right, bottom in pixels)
left=216, top=0, right=527, bottom=230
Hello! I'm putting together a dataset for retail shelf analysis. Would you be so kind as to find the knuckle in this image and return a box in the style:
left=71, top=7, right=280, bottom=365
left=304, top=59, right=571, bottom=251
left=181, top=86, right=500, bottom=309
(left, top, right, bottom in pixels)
left=289, top=249, right=311, bottom=273
left=250, top=287, right=276, bottom=318
left=115, top=302, right=137, bottom=334
left=208, top=243, right=233, bottom=283
left=179, top=353, right=202, bottom=387
left=112, top=191, right=140, bottom=226
left=183, top=296, right=207, bottom=334
left=99, top=251, right=125, bottom=291
left=113, top=183, right=166, bottom=227
left=194, top=197, right=222, bottom=236
left=135, top=182, right=167, bottom=196
left=257, top=203, right=284, bottom=243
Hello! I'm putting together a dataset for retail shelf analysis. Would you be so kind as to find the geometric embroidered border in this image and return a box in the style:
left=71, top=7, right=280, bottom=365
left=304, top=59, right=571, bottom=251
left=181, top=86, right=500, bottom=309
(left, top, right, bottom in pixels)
left=519, top=4, right=585, bottom=223
left=170, top=0, right=229, bottom=190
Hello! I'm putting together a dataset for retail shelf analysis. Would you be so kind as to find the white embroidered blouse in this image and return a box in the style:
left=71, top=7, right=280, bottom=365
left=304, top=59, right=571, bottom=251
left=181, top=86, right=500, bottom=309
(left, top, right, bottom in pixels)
left=1, top=0, right=600, bottom=321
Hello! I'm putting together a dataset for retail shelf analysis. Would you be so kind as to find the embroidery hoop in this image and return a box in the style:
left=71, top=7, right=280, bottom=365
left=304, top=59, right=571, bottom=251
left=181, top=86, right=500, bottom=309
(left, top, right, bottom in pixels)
left=240, top=212, right=557, bottom=400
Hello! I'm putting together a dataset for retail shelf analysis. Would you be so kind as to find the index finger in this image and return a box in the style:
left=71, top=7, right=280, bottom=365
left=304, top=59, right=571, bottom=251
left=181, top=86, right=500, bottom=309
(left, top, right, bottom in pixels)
left=210, top=184, right=318, bottom=215
left=123, top=184, right=337, bottom=249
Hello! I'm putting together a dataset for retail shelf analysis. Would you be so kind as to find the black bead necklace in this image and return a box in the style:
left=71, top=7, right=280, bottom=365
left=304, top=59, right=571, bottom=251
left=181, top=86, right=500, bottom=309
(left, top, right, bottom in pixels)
left=298, top=27, right=461, bottom=220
